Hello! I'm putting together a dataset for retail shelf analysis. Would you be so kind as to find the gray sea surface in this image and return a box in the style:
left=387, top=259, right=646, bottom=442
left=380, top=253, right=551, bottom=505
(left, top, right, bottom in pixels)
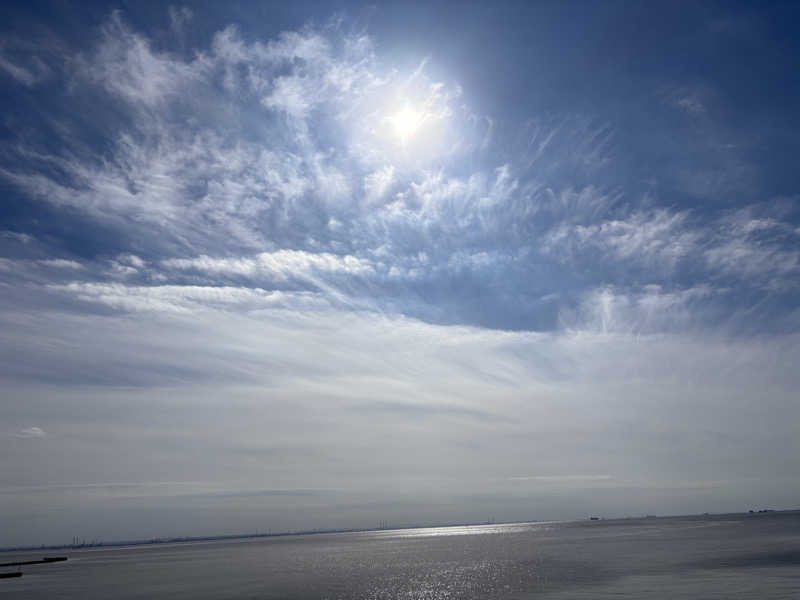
left=2, top=512, right=800, bottom=599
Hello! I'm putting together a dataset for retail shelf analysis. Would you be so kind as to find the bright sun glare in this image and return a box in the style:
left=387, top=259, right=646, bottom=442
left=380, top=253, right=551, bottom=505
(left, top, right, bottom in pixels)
left=390, top=106, right=422, bottom=143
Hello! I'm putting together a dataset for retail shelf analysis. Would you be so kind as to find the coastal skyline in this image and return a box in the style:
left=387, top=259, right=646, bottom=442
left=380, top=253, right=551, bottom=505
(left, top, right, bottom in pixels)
left=1, top=1, right=799, bottom=547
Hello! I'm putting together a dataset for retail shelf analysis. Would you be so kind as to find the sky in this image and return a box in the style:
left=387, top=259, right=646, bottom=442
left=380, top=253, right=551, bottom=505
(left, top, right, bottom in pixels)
left=1, top=1, right=799, bottom=547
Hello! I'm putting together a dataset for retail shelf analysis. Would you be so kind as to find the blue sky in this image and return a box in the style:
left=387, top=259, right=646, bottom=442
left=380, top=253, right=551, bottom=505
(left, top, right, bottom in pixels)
left=1, top=1, right=799, bottom=546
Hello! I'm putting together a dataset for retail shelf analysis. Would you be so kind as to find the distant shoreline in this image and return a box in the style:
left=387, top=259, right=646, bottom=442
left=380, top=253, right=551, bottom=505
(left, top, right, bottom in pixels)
left=3, top=509, right=797, bottom=554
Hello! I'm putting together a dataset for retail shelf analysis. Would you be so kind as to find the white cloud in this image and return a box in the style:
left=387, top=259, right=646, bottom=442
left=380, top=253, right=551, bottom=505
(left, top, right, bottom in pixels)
left=705, top=207, right=800, bottom=283
left=0, top=12, right=480, bottom=262
left=2, top=6, right=800, bottom=549
left=676, top=95, right=706, bottom=115
left=705, top=238, right=799, bottom=281
left=210, top=25, right=378, bottom=120
left=49, top=282, right=330, bottom=314
left=168, top=6, right=193, bottom=34
left=662, top=85, right=710, bottom=115
left=1, top=257, right=85, bottom=277
left=0, top=55, right=39, bottom=86
left=15, top=426, right=46, bottom=439
left=559, top=284, right=716, bottom=334
left=1, top=129, right=315, bottom=252
left=84, top=11, right=203, bottom=107
left=2, top=273, right=800, bottom=543
left=118, top=254, right=146, bottom=268
left=162, top=250, right=374, bottom=281
left=0, top=230, right=35, bottom=244
left=381, top=166, right=521, bottom=236
left=542, top=208, right=700, bottom=271
left=0, top=40, right=52, bottom=87
left=363, top=165, right=395, bottom=203
left=0, top=258, right=19, bottom=272
left=106, top=254, right=147, bottom=278
left=520, top=116, right=615, bottom=174
left=540, top=201, right=800, bottom=289
left=39, top=259, right=84, bottom=269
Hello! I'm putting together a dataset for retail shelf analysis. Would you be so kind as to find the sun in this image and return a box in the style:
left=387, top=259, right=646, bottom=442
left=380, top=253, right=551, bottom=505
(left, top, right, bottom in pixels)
left=390, top=105, right=423, bottom=143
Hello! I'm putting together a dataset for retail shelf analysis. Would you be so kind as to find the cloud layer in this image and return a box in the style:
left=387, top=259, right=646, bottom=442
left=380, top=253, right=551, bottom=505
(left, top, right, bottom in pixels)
left=1, top=4, right=799, bottom=546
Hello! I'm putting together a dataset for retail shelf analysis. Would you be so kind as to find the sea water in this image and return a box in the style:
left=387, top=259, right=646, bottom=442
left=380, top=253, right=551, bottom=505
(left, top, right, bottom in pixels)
left=2, top=512, right=799, bottom=599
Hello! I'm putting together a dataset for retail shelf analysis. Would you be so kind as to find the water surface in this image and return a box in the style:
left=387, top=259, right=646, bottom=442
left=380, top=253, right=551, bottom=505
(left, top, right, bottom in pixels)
left=2, top=512, right=799, bottom=598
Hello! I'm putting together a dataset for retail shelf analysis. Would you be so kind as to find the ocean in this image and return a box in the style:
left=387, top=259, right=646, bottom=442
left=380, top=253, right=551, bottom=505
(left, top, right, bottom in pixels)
left=2, top=512, right=799, bottom=599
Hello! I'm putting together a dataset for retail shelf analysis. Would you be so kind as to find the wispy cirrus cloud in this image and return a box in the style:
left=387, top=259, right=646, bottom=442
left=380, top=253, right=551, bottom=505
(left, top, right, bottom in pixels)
left=0, top=230, right=35, bottom=244
left=542, top=208, right=700, bottom=273
left=704, top=205, right=800, bottom=286
left=558, top=284, right=718, bottom=335
left=0, top=38, right=54, bottom=87
left=82, top=12, right=203, bottom=107
left=162, top=250, right=374, bottom=281
left=48, top=282, right=331, bottom=314
left=1, top=5, right=800, bottom=546
left=3, top=9, right=793, bottom=332
left=2, top=15, right=472, bottom=261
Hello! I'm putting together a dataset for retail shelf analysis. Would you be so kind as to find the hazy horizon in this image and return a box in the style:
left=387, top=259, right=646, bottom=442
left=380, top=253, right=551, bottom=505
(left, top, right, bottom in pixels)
left=2, top=1, right=799, bottom=548
left=3, top=510, right=798, bottom=553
